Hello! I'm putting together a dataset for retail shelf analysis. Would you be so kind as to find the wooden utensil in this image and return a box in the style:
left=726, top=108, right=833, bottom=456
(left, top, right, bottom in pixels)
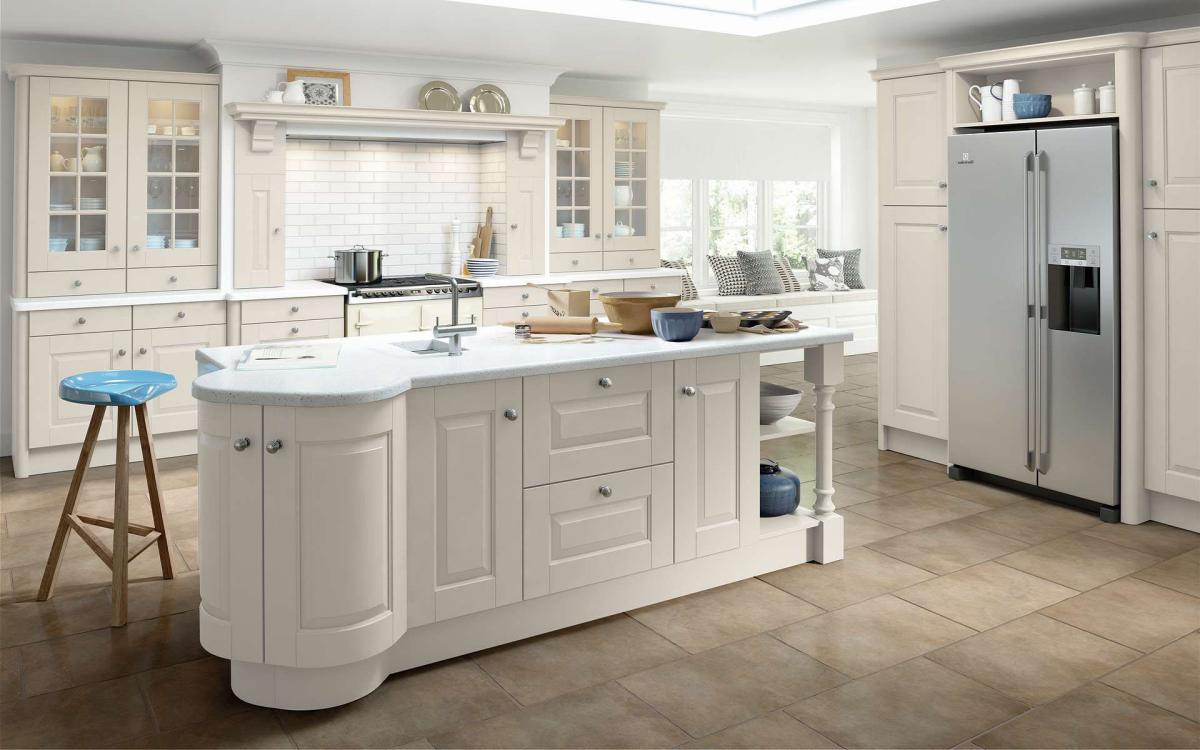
left=478, top=207, right=494, bottom=259
left=502, top=316, right=623, bottom=334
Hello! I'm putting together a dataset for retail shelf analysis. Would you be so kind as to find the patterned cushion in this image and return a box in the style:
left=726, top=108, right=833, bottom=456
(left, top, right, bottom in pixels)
left=773, top=257, right=805, bottom=293
left=660, top=259, right=698, bottom=301
left=707, top=255, right=747, bottom=296
left=808, top=255, right=851, bottom=291
left=816, top=248, right=864, bottom=289
left=737, top=251, right=784, bottom=295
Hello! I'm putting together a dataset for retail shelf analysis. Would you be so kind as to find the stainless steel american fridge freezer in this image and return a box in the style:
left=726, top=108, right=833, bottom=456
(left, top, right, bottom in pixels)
left=947, top=124, right=1119, bottom=521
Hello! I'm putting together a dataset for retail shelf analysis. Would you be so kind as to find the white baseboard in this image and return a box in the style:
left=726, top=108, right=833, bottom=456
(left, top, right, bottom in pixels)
left=879, top=425, right=948, bottom=465
left=1148, top=490, right=1200, bottom=532
left=14, top=432, right=198, bottom=478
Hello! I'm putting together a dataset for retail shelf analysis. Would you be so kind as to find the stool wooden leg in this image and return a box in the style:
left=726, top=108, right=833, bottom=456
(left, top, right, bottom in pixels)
left=111, top=406, right=130, bottom=627
left=37, top=405, right=106, bottom=601
left=135, top=404, right=173, bottom=580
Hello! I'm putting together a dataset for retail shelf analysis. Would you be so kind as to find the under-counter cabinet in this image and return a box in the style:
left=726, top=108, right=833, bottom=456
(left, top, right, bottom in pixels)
left=877, top=73, right=948, bottom=207
left=1143, top=42, right=1200, bottom=210
left=29, top=330, right=132, bottom=448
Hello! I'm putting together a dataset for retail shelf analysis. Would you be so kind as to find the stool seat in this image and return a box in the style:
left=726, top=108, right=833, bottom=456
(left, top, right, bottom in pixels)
left=60, top=370, right=177, bottom=407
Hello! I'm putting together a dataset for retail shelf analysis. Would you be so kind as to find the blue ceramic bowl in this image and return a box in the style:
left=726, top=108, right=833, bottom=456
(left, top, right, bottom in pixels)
left=1013, top=93, right=1052, bottom=119
left=651, top=307, right=703, bottom=342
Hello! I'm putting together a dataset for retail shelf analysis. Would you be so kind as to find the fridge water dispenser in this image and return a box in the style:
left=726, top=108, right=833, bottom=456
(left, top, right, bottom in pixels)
left=1048, top=244, right=1101, bottom=335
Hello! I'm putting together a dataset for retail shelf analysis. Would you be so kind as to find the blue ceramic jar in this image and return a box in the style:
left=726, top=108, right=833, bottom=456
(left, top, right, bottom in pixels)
left=760, top=458, right=802, bottom=517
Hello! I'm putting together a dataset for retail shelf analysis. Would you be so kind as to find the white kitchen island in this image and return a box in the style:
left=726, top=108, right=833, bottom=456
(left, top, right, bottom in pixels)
left=191, top=325, right=851, bottom=710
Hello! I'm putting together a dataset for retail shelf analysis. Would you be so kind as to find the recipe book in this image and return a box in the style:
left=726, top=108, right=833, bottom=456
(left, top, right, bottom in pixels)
left=237, top=343, right=342, bottom=371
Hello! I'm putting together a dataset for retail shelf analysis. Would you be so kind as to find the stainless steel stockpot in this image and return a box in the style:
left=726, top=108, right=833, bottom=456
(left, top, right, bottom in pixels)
left=330, top=245, right=384, bottom=284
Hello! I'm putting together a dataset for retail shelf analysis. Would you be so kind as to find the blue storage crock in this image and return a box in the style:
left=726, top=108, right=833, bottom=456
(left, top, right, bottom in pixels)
left=760, top=458, right=802, bottom=517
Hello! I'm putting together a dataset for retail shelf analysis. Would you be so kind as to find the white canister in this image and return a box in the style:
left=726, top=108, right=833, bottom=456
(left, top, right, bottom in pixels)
left=1074, top=84, right=1096, bottom=115
left=1098, top=81, right=1116, bottom=114
left=1001, top=79, right=1021, bottom=121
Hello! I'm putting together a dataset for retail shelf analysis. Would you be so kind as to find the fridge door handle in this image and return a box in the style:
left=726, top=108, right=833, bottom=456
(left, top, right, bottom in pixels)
left=1035, top=150, right=1050, bottom=473
left=1024, top=151, right=1037, bottom=472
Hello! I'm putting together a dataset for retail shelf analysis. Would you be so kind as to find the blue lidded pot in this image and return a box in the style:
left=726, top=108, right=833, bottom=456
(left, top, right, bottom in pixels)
left=760, top=458, right=802, bottom=517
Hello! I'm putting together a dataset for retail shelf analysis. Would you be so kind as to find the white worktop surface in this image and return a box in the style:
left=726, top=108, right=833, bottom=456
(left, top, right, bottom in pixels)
left=475, top=268, right=684, bottom=288
left=193, top=325, right=852, bottom=407
left=11, top=280, right=345, bottom=311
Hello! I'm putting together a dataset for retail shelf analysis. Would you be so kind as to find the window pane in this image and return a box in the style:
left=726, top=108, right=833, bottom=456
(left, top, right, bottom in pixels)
left=772, top=180, right=820, bottom=270
left=709, top=227, right=756, bottom=256
left=708, top=180, right=757, bottom=254
left=662, top=229, right=692, bottom=265
left=660, top=179, right=692, bottom=229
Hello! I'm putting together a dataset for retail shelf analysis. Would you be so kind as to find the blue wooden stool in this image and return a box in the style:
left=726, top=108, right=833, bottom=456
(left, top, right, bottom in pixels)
left=37, top=370, right=178, bottom=626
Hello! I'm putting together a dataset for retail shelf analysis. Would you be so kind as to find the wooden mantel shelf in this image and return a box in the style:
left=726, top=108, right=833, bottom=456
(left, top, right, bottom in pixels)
left=224, top=102, right=565, bottom=156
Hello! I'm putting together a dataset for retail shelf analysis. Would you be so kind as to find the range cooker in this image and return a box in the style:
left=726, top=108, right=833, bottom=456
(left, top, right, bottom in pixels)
left=323, top=275, right=485, bottom=337
left=323, top=274, right=482, bottom=304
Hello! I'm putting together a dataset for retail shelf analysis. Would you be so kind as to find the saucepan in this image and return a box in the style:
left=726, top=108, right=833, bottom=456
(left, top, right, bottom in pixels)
left=330, top=245, right=385, bottom=284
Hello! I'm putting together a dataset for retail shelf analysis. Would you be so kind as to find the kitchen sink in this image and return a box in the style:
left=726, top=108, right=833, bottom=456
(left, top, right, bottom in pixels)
left=394, top=339, right=466, bottom=355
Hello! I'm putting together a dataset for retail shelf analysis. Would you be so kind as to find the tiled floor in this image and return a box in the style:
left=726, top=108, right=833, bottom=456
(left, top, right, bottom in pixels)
left=2, top=353, right=1198, bottom=749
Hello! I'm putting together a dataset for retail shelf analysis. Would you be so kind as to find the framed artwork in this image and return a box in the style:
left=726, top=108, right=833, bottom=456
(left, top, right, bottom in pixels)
left=286, top=69, right=351, bottom=106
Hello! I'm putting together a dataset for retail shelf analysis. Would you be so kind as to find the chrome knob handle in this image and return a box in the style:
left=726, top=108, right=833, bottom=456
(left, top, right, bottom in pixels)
left=571, top=259, right=580, bottom=266
left=73, top=279, right=82, bottom=287
left=232, top=437, right=251, bottom=452
left=169, top=275, right=178, bottom=282
left=138, top=347, right=148, bottom=355
left=290, top=305, right=300, bottom=313
left=598, top=376, right=613, bottom=388
left=607, top=233, right=613, bottom=239
left=117, top=348, right=127, bottom=357
left=1146, top=231, right=1159, bottom=240
left=273, top=227, right=281, bottom=234
left=594, top=233, right=601, bottom=239
left=938, top=181, right=947, bottom=188
left=111, top=244, right=120, bottom=252
left=682, top=385, right=697, bottom=397
left=131, top=244, right=140, bottom=252
left=521, top=311, right=530, bottom=318
left=290, top=326, right=300, bottom=334
left=77, top=316, right=87, bottom=325
left=265, top=439, right=283, bottom=454
left=510, top=223, right=518, bottom=230
left=1147, top=178, right=1158, bottom=187
left=521, top=292, right=530, bottom=300
left=591, top=287, right=600, bottom=293
left=598, top=485, right=613, bottom=498
left=503, top=408, right=519, bottom=421
left=938, top=225, right=948, bottom=232
left=176, top=311, right=186, bottom=319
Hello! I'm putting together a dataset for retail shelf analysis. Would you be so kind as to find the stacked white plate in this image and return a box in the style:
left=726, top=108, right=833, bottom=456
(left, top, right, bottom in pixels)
left=79, top=236, right=104, bottom=251
left=80, top=198, right=105, bottom=210
left=558, top=223, right=586, bottom=238
left=615, top=161, right=635, bottom=177
left=49, top=238, right=71, bottom=252
left=49, top=203, right=74, bottom=212
left=465, top=258, right=500, bottom=277
left=145, top=234, right=169, bottom=249
left=175, top=238, right=198, bottom=249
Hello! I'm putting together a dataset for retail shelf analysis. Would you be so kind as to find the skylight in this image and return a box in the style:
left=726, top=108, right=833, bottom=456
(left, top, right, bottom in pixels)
left=447, top=0, right=940, bottom=36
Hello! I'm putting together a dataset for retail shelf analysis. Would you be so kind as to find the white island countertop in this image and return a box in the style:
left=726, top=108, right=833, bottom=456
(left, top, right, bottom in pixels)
left=193, top=325, right=852, bottom=407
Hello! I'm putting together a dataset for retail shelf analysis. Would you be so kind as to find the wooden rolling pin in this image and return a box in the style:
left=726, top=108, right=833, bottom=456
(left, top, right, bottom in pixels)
left=502, top=316, right=623, bottom=334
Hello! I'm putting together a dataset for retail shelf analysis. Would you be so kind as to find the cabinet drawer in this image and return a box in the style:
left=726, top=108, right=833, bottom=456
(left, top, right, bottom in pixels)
left=240, top=295, right=344, bottom=324
left=483, top=286, right=548, bottom=309
left=549, top=253, right=603, bottom=273
left=482, top=305, right=550, bottom=325
left=624, top=276, right=682, bottom=295
left=524, top=361, right=673, bottom=486
left=134, top=300, right=226, bottom=329
left=523, top=464, right=673, bottom=598
left=603, top=250, right=660, bottom=271
left=564, top=279, right=624, bottom=298
left=127, top=266, right=217, bottom=293
left=27, top=270, right=126, bottom=298
left=240, top=318, right=344, bottom=344
left=30, top=306, right=132, bottom=336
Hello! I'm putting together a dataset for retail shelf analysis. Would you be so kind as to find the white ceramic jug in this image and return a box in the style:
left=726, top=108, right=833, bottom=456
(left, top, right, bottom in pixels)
left=1001, top=79, right=1021, bottom=121
left=969, top=83, right=1003, bottom=123
left=265, top=89, right=285, bottom=104
left=280, top=79, right=307, bottom=105
left=81, top=145, right=104, bottom=173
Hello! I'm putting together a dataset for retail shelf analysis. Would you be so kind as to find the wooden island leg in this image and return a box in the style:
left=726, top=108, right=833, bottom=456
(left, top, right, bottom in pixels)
left=804, top=342, right=845, bottom=563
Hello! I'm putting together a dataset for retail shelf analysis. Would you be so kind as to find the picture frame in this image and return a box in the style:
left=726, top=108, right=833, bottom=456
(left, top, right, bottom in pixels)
left=286, top=68, right=351, bottom=106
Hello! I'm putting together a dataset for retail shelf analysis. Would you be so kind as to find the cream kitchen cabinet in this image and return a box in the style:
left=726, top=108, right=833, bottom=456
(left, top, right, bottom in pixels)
left=674, top=354, right=759, bottom=560
left=233, top=173, right=286, bottom=288
left=28, top=330, right=132, bottom=448
left=1144, top=210, right=1200, bottom=501
left=878, top=205, right=949, bottom=441
left=1143, top=42, right=1200, bottom=210
left=131, top=324, right=226, bottom=434
left=241, top=318, right=345, bottom=345
left=877, top=74, right=948, bottom=206
left=406, top=380, right=523, bottom=626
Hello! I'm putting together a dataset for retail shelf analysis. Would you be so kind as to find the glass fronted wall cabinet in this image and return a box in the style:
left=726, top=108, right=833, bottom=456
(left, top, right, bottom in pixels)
left=16, top=69, right=219, bottom=297
left=549, top=97, right=663, bottom=272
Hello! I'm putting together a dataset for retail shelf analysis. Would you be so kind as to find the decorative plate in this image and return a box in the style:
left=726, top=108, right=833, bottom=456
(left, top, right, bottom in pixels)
left=419, top=80, right=461, bottom=112
left=466, top=84, right=510, bottom=114
left=303, top=81, right=339, bottom=106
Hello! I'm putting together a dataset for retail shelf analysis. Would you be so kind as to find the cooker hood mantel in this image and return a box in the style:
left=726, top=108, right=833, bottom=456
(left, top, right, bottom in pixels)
left=225, top=102, right=564, bottom=157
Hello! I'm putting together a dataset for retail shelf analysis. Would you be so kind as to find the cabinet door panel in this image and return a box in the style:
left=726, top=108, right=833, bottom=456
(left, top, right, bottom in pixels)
left=233, top=173, right=285, bottom=288
left=506, top=173, right=547, bottom=275
left=29, top=331, right=131, bottom=448
left=878, top=206, right=949, bottom=438
left=1144, top=43, right=1200, bottom=209
left=602, top=107, right=660, bottom=252
left=550, top=104, right=605, bottom=253
left=131, top=324, right=225, bottom=434
left=1145, top=210, right=1200, bottom=500
left=523, top=464, right=673, bottom=599
left=407, top=380, right=523, bottom=626
left=878, top=74, right=948, bottom=206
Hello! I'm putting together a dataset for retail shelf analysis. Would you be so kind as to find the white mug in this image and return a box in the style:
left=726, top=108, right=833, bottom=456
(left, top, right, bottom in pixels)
left=969, top=83, right=1003, bottom=123
left=1001, top=79, right=1021, bottom=121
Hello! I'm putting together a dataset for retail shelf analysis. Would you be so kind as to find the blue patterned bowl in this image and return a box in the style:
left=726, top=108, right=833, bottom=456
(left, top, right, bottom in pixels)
left=1013, top=93, right=1052, bottom=119
left=650, top=307, right=703, bottom=342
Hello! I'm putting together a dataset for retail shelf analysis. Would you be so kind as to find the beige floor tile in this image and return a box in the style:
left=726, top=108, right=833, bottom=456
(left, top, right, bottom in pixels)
left=125, top=570, right=201, bottom=623
left=904, top=457, right=948, bottom=472
left=833, top=420, right=881, bottom=448
left=0, top=587, right=113, bottom=648
left=398, top=740, right=435, bottom=749
left=759, top=546, right=934, bottom=610
left=681, top=710, right=839, bottom=749
left=278, top=659, right=518, bottom=749
left=137, top=655, right=251, bottom=732
left=868, top=519, right=1029, bottom=575
left=774, top=594, right=974, bottom=677
left=428, top=682, right=688, bottom=749
left=1133, top=548, right=1200, bottom=597
left=831, top=405, right=879, bottom=425
left=474, top=614, right=684, bottom=705
left=1082, top=521, right=1200, bottom=560
left=618, top=633, right=847, bottom=738
left=0, top=674, right=157, bottom=748
left=933, top=480, right=1029, bottom=509
left=629, top=578, right=823, bottom=654
left=927, top=613, right=1140, bottom=705
left=126, top=708, right=295, bottom=749
left=797, top=480, right=880, bottom=510
left=17, top=608, right=205, bottom=697
left=1042, top=577, right=1200, bottom=653
left=176, top=536, right=200, bottom=570
left=998, top=532, right=1162, bottom=591
left=1101, top=633, right=1200, bottom=721
left=837, top=463, right=951, bottom=497
left=853, top=385, right=878, bottom=398
left=1, top=646, right=20, bottom=703
left=961, top=499, right=1099, bottom=544
left=974, top=682, right=1200, bottom=749
left=849, top=488, right=990, bottom=531
left=787, top=657, right=1027, bottom=749
left=895, top=562, right=1076, bottom=631
left=8, top=538, right=187, bottom=600
left=0, top=527, right=94, bottom=570
left=832, top=443, right=911, bottom=469
left=841, top=509, right=906, bottom=548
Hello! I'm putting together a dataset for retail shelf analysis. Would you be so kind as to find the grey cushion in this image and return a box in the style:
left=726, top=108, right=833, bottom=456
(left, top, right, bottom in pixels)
left=707, top=255, right=747, bottom=296
left=807, top=255, right=850, bottom=291
left=816, top=248, right=864, bottom=289
left=737, top=250, right=784, bottom=295
left=660, top=259, right=698, bottom=301
left=773, top=257, right=805, bottom=293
